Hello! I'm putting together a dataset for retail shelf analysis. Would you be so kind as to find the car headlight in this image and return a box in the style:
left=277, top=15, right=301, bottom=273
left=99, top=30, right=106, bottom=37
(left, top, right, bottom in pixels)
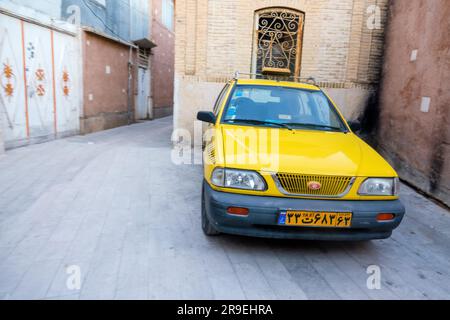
left=211, top=168, right=267, bottom=191
left=358, top=178, right=399, bottom=196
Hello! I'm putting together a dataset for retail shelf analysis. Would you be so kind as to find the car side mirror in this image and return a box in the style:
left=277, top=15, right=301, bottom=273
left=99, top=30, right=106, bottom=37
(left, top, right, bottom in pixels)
left=197, top=111, right=216, bottom=124
left=348, top=120, right=361, bottom=132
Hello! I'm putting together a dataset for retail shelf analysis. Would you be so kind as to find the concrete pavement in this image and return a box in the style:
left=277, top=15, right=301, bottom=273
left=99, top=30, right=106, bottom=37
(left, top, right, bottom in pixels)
left=0, top=117, right=449, bottom=300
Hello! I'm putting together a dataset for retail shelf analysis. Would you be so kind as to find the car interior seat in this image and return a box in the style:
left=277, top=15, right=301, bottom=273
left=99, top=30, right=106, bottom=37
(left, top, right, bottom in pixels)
left=234, top=97, right=261, bottom=120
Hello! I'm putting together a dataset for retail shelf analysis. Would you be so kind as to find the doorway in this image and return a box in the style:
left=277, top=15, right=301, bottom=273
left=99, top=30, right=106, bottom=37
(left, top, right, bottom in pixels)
left=136, top=66, right=151, bottom=120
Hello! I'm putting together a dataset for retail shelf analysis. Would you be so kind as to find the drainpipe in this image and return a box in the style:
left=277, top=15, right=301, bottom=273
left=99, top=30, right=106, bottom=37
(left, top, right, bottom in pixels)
left=127, top=47, right=133, bottom=125
left=127, top=0, right=134, bottom=125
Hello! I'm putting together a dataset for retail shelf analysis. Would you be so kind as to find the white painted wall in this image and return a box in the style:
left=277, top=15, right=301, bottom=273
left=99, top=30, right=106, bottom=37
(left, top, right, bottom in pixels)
left=0, top=120, right=4, bottom=155
left=0, top=13, right=82, bottom=149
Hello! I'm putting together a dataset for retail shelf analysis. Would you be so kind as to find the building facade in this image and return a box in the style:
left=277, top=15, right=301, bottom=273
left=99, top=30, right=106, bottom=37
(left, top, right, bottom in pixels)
left=150, top=0, right=175, bottom=119
left=80, top=29, right=139, bottom=134
left=173, top=0, right=389, bottom=135
left=61, top=0, right=154, bottom=133
left=376, top=0, right=450, bottom=206
left=0, top=2, right=82, bottom=149
left=0, top=0, right=155, bottom=149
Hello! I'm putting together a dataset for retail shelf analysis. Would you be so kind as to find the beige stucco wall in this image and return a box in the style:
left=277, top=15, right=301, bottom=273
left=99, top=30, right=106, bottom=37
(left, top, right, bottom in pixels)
left=173, top=76, right=226, bottom=132
left=174, top=0, right=388, bottom=134
left=324, top=86, right=377, bottom=120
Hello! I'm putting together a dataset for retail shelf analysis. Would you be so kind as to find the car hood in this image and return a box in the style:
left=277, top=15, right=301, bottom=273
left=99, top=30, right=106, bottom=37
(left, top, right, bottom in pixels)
left=219, top=125, right=397, bottom=177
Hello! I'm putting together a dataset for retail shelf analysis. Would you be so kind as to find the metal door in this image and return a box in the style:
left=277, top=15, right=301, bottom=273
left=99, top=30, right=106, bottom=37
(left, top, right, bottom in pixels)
left=0, top=13, right=81, bottom=148
left=136, top=67, right=150, bottom=120
left=24, top=22, right=55, bottom=141
left=0, top=14, right=28, bottom=145
left=53, top=29, right=81, bottom=137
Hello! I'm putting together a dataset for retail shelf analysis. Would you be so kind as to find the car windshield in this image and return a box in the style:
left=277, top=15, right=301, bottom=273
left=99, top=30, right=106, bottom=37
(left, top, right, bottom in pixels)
left=222, top=85, right=347, bottom=132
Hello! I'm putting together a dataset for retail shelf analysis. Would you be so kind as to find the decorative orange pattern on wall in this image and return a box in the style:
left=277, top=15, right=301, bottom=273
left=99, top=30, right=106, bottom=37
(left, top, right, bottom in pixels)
left=62, top=69, right=70, bottom=96
left=2, top=61, right=15, bottom=97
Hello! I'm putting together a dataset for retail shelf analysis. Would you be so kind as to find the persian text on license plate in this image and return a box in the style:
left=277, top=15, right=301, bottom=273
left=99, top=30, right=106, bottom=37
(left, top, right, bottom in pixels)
left=278, top=211, right=352, bottom=228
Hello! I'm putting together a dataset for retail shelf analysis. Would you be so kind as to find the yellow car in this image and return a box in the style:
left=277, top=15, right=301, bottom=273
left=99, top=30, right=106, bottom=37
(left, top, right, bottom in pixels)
left=197, top=78, right=405, bottom=241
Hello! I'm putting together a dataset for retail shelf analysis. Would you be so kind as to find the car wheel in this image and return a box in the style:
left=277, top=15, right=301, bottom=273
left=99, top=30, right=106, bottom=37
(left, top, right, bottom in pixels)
left=202, top=185, right=220, bottom=236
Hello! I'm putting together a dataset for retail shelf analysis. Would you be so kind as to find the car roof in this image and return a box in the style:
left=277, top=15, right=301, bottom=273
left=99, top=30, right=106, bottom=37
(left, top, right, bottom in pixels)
left=235, top=78, right=320, bottom=91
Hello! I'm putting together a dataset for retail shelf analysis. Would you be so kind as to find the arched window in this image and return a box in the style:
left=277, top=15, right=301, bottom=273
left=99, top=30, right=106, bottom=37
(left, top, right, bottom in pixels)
left=252, top=8, right=305, bottom=77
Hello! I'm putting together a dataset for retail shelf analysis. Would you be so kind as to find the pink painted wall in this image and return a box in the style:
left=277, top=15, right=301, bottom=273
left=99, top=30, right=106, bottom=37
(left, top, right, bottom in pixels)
left=377, top=0, right=450, bottom=205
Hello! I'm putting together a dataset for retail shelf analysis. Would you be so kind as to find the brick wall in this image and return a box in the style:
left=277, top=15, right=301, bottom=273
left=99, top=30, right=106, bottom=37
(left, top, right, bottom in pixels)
left=174, top=0, right=389, bottom=134
left=81, top=31, right=135, bottom=134
left=151, top=0, right=175, bottom=119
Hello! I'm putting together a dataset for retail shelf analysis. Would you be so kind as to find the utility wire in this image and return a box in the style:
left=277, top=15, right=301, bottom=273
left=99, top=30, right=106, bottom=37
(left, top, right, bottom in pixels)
left=81, top=0, right=130, bottom=43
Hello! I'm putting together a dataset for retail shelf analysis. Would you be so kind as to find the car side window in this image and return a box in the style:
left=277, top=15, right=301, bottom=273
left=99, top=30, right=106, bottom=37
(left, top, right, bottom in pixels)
left=213, top=84, right=231, bottom=116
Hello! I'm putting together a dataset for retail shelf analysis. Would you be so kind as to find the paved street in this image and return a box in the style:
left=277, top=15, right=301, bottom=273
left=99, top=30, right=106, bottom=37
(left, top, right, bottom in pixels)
left=0, top=117, right=449, bottom=300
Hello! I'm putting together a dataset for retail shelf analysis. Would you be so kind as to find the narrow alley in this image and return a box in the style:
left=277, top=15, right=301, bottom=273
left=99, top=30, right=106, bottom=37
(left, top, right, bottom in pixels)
left=0, top=118, right=449, bottom=300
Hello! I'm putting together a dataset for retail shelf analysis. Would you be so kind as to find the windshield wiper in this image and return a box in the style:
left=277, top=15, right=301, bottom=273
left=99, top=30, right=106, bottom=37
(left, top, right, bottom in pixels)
left=225, top=119, right=293, bottom=131
left=282, top=123, right=344, bottom=132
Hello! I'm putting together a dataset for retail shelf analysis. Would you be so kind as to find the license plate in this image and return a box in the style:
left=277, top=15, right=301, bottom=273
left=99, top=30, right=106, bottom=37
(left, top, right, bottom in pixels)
left=278, top=211, right=352, bottom=228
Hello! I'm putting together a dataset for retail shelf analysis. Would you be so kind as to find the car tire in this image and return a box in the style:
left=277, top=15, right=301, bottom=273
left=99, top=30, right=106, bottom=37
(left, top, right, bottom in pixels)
left=202, top=184, right=220, bottom=236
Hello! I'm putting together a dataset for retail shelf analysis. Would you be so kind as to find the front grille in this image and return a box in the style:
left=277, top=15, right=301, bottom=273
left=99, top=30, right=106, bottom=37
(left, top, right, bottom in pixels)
left=275, top=173, right=354, bottom=197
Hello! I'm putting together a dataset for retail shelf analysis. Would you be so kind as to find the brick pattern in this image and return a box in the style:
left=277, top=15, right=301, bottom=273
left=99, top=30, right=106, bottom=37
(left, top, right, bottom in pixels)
left=81, top=31, right=134, bottom=134
left=175, top=0, right=389, bottom=85
left=151, top=0, right=175, bottom=114
left=356, top=0, right=389, bottom=84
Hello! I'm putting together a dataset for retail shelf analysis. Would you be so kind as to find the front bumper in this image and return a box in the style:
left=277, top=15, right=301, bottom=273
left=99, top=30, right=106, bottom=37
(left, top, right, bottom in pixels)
left=203, top=181, right=405, bottom=241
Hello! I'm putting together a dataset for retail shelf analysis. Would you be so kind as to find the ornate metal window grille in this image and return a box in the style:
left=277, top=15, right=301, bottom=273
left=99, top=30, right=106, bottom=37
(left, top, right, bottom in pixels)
left=254, top=8, right=304, bottom=77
